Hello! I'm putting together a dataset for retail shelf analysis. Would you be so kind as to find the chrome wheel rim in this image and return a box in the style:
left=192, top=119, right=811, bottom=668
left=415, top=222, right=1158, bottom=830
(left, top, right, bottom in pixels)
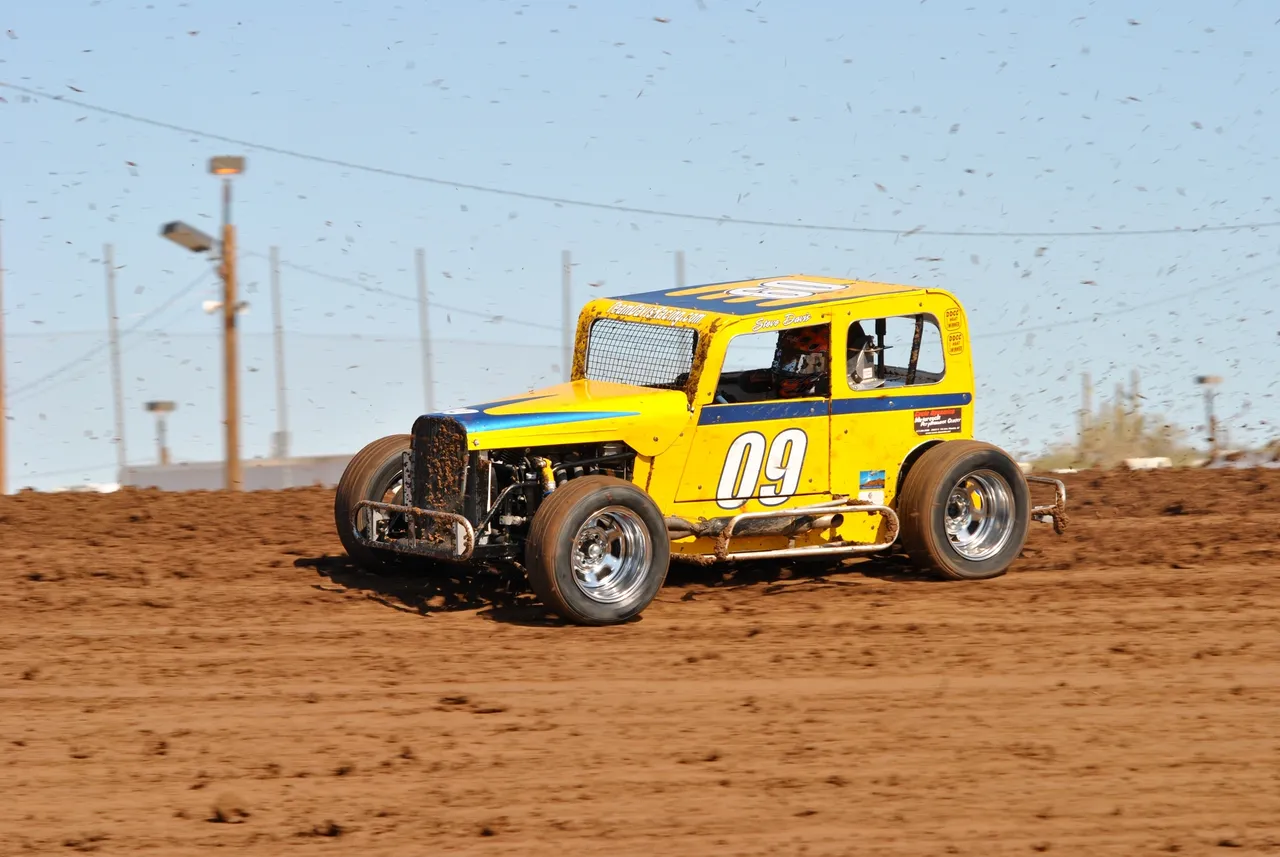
left=377, top=473, right=404, bottom=505
left=363, top=471, right=405, bottom=536
left=571, top=506, right=652, bottom=604
left=944, top=469, right=1015, bottom=561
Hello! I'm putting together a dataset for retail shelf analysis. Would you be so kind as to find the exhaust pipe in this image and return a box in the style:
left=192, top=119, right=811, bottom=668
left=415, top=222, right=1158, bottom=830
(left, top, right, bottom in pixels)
left=666, top=512, right=844, bottom=539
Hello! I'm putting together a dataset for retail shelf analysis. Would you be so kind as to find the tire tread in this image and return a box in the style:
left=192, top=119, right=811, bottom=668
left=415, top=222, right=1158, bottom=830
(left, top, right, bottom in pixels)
left=897, top=439, right=1028, bottom=580
left=334, top=434, right=411, bottom=570
left=524, top=475, right=668, bottom=625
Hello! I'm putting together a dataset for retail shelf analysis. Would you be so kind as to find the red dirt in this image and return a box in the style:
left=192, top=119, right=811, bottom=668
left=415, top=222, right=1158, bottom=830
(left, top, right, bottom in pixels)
left=2, top=469, right=1279, bottom=855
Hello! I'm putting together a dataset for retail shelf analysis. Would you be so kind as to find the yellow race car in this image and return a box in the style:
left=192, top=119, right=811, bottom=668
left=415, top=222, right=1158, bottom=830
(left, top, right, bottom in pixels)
left=335, top=275, right=1068, bottom=625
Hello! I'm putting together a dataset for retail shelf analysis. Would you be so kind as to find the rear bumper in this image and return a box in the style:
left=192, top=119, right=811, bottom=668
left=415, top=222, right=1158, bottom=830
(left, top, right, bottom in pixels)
left=1027, top=475, right=1069, bottom=534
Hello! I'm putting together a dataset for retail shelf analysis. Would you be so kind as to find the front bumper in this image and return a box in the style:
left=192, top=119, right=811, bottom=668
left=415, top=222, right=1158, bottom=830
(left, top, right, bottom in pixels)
left=351, top=497, right=477, bottom=562
left=352, top=415, right=479, bottom=563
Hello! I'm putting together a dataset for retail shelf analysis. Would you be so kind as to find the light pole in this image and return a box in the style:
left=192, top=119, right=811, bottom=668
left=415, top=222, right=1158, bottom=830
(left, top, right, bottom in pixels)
left=1195, top=375, right=1222, bottom=459
left=160, top=155, right=246, bottom=491
left=561, top=250, right=572, bottom=381
left=105, top=245, right=128, bottom=481
left=145, top=400, right=176, bottom=465
left=0, top=212, right=7, bottom=496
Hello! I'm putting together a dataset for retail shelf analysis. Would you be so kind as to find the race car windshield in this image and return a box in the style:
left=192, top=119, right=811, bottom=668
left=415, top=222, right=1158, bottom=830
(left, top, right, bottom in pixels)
left=584, top=317, right=698, bottom=390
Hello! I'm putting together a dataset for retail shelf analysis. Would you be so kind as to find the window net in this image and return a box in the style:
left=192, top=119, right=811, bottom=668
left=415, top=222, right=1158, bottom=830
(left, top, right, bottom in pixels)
left=584, top=318, right=698, bottom=390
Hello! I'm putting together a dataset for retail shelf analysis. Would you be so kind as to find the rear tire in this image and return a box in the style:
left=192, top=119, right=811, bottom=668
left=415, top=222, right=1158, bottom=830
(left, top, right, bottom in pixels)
left=896, top=440, right=1030, bottom=581
left=334, top=434, right=411, bottom=571
left=524, top=476, right=670, bottom=626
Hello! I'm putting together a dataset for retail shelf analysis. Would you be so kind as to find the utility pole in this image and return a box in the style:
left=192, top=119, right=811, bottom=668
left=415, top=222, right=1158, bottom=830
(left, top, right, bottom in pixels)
left=1079, top=371, right=1092, bottom=464
left=675, top=249, right=686, bottom=288
left=269, top=246, right=292, bottom=489
left=1129, top=368, right=1142, bottom=446
left=104, top=244, right=128, bottom=481
left=415, top=247, right=434, bottom=412
left=1113, top=382, right=1125, bottom=443
left=1196, top=375, right=1222, bottom=459
left=0, top=214, right=7, bottom=495
left=561, top=249, right=573, bottom=381
left=219, top=172, right=243, bottom=491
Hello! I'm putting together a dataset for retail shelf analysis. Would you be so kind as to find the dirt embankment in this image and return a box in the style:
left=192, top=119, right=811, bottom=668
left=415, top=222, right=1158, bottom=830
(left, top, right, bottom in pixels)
left=1, top=469, right=1278, bottom=855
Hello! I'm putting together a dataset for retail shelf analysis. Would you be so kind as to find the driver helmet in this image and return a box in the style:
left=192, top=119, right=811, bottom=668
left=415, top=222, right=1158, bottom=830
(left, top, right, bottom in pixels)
left=772, top=326, right=830, bottom=398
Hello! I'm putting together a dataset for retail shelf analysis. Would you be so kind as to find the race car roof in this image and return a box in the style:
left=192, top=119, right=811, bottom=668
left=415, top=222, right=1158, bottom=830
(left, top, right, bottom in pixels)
left=612, top=275, right=923, bottom=317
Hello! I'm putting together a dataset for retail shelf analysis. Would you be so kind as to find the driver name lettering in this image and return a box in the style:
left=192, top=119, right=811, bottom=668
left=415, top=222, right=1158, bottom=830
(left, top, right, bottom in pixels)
left=607, top=301, right=707, bottom=324
left=750, top=311, right=813, bottom=333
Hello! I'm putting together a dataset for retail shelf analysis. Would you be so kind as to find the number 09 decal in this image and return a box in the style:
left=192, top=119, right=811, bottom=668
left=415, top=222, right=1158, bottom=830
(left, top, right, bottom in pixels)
left=715, top=428, right=809, bottom=510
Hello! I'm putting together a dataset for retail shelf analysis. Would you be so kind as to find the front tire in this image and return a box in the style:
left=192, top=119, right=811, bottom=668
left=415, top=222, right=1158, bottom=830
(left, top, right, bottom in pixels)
left=896, top=440, right=1030, bottom=581
left=524, top=476, right=670, bottom=625
left=334, top=434, right=411, bottom=571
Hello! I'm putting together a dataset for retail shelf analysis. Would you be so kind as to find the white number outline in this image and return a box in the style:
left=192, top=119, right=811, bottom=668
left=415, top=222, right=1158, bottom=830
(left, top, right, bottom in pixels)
left=758, top=428, right=808, bottom=507
left=715, top=432, right=766, bottom=510
left=726, top=279, right=845, bottom=300
left=715, top=428, right=809, bottom=510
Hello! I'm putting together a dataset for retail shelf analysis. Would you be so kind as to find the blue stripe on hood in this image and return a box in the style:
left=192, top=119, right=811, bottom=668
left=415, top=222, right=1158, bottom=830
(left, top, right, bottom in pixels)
left=444, top=409, right=641, bottom=432
left=427, top=392, right=639, bottom=433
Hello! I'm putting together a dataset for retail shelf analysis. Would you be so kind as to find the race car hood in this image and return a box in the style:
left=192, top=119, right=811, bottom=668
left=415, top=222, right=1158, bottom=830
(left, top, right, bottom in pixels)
left=428, top=380, right=693, bottom=457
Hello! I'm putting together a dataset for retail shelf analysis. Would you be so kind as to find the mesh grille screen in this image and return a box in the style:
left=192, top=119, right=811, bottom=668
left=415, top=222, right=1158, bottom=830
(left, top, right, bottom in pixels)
left=584, top=318, right=698, bottom=390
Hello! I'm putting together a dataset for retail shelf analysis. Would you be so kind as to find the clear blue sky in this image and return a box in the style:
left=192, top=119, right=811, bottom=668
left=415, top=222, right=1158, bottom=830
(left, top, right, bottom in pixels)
left=2, top=0, right=1278, bottom=489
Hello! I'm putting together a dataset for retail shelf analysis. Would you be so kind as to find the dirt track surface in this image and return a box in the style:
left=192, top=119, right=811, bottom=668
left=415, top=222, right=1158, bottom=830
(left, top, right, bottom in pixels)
left=2, top=469, right=1279, bottom=855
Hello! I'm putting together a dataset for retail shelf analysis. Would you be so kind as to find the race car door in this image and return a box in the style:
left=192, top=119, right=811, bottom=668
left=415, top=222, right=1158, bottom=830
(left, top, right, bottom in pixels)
left=828, top=305, right=971, bottom=543
left=675, top=321, right=831, bottom=510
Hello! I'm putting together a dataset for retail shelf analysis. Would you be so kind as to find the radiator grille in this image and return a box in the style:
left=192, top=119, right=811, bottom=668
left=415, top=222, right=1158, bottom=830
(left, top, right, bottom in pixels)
left=410, top=416, right=468, bottom=516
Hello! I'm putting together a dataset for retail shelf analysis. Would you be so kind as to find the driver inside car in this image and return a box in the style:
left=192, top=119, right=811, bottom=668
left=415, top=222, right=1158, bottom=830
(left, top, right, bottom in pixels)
left=733, top=323, right=887, bottom=400
left=737, top=325, right=832, bottom=399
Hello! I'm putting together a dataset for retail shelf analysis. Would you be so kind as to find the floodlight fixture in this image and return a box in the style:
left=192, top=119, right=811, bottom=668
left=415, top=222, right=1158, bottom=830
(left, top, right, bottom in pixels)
left=209, top=155, right=246, bottom=176
left=160, top=221, right=216, bottom=254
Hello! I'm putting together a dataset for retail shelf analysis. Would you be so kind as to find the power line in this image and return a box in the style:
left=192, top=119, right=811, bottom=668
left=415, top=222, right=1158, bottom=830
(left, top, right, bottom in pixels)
left=6, top=81, right=1280, bottom=240
left=8, top=265, right=215, bottom=403
left=6, top=242, right=1274, bottom=406
left=254, top=253, right=562, bottom=332
left=970, top=260, right=1280, bottom=341
left=273, top=253, right=1279, bottom=342
left=6, top=243, right=561, bottom=404
left=7, top=328, right=560, bottom=347
left=10, top=260, right=1274, bottom=360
